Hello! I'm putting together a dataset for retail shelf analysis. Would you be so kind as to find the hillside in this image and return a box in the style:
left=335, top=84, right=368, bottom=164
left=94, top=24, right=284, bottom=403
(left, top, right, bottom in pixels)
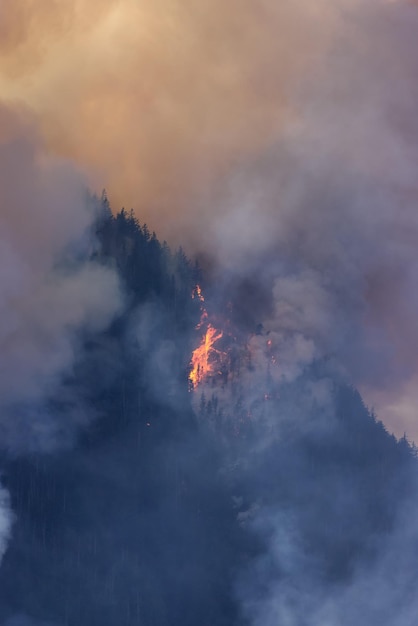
left=0, top=203, right=416, bottom=626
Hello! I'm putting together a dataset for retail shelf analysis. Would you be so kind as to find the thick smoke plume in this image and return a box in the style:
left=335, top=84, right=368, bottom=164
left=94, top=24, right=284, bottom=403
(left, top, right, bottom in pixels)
left=0, top=0, right=336, bottom=224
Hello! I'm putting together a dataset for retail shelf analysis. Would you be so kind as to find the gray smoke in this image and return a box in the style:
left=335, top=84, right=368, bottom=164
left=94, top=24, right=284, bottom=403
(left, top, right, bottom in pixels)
left=0, top=103, right=122, bottom=565
left=200, top=0, right=418, bottom=441
left=238, top=491, right=418, bottom=626
left=0, top=104, right=122, bottom=454
left=1, top=0, right=418, bottom=622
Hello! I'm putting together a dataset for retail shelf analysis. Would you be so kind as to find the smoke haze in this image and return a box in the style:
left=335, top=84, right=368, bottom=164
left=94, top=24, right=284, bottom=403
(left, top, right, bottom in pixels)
left=2, top=3, right=418, bottom=624
left=0, top=0, right=344, bottom=231
left=2, top=0, right=418, bottom=436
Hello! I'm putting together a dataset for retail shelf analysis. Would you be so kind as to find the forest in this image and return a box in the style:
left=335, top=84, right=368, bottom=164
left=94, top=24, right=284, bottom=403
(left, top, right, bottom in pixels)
left=0, top=197, right=416, bottom=626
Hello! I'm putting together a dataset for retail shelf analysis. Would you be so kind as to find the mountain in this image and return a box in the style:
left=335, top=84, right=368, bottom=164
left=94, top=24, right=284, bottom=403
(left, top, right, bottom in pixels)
left=0, top=203, right=416, bottom=626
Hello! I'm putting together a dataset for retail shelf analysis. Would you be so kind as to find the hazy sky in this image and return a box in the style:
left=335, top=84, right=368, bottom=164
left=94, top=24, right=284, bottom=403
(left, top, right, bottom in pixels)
left=2, top=0, right=418, bottom=439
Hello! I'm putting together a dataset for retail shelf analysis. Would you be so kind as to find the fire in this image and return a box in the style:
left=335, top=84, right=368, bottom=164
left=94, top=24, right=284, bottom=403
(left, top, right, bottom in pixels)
left=189, top=324, right=224, bottom=389
left=193, top=284, right=208, bottom=329
left=189, top=285, right=224, bottom=389
left=193, top=285, right=205, bottom=303
left=189, top=285, right=283, bottom=441
left=189, top=285, right=279, bottom=396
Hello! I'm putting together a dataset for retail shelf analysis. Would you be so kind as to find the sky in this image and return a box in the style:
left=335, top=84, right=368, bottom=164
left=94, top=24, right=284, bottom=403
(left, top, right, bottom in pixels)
left=2, top=0, right=418, bottom=439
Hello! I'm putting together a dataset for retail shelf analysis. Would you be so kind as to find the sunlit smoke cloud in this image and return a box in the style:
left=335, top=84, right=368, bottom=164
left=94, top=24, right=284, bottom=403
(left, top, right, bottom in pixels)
left=0, top=0, right=342, bottom=233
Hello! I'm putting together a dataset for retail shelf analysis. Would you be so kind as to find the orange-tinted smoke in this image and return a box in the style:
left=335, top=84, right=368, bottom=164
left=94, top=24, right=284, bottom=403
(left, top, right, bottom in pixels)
left=0, top=0, right=340, bottom=243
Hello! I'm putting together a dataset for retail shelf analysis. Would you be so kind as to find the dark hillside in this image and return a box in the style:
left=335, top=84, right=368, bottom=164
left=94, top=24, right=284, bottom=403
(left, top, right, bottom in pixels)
left=0, top=202, right=416, bottom=626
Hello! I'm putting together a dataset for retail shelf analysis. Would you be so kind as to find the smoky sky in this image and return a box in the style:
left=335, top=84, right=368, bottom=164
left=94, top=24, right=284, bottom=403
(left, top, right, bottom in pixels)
left=0, top=0, right=352, bottom=231
left=2, top=3, right=418, bottom=429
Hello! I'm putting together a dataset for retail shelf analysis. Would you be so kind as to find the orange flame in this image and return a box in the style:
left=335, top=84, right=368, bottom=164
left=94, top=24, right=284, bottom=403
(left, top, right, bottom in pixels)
left=189, top=324, right=224, bottom=389
left=189, top=285, right=224, bottom=389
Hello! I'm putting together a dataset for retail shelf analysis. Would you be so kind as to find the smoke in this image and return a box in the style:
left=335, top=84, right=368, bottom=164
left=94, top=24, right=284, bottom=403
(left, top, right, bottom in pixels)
left=0, top=0, right=343, bottom=231
left=0, top=99, right=124, bottom=568
left=1, top=1, right=418, bottom=623
left=199, top=0, right=418, bottom=439
left=1, top=0, right=418, bottom=436
left=0, top=103, right=123, bottom=454
left=238, top=489, right=418, bottom=626
left=0, top=485, right=13, bottom=568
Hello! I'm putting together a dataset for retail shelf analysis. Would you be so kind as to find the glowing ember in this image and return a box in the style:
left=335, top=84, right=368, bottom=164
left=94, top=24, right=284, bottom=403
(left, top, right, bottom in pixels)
left=193, top=285, right=205, bottom=303
left=192, top=284, right=208, bottom=329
